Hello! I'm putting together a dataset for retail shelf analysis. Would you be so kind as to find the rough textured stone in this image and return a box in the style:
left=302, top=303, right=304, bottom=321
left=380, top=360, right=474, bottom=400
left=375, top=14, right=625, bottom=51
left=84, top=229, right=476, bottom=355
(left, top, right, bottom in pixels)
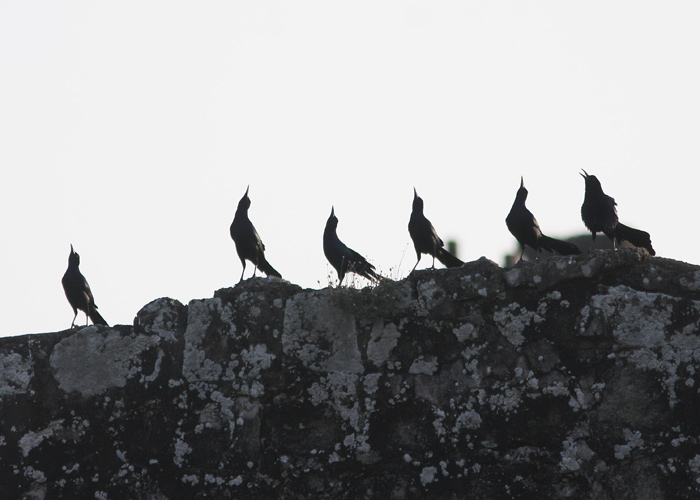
left=2, top=250, right=700, bottom=499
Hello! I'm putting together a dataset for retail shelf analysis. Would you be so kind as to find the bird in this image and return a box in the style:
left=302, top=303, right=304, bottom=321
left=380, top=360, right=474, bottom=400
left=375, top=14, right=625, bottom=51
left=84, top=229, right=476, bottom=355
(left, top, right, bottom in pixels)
left=61, top=244, right=108, bottom=328
left=323, top=207, right=381, bottom=286
left=506, top=176, right=581, bottom=262
left=580, top=170, right=655, bottom=255
left=408, top=188, right=463, bottom=273
left=229, top=186, right=282, bottom=283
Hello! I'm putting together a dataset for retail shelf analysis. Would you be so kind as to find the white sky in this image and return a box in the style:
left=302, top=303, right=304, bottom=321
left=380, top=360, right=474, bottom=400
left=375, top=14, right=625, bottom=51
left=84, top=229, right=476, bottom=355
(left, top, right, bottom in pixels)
left=1, top=2, right=699, bottom=337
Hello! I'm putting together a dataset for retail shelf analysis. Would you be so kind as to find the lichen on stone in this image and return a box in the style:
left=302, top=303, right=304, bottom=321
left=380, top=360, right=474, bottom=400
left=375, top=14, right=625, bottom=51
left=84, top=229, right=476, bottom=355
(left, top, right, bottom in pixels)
left=50, top=329, right=160, bottom=396
left=3, top=249, right=700, bottom=499
left=0, top=351, right=33, bottom=396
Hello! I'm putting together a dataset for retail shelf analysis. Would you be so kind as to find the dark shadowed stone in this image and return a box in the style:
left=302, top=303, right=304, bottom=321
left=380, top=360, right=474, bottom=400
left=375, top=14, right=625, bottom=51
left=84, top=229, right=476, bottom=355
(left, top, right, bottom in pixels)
left=3, top=251, right=700, bottom=499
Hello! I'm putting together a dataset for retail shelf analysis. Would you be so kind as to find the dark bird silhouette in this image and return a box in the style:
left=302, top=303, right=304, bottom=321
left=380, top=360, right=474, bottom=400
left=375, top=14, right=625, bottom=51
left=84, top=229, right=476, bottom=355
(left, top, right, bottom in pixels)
left=62, top=245, right=108, bottom=328
left=323, top=207, right=381, bottom=286
left=408, top=188, right=463, bottom=272
left=506, top=177, right=581, bottom=261
left=580, top=170, right=655, bottom=255
left=230, top=186, right=282, bottom=283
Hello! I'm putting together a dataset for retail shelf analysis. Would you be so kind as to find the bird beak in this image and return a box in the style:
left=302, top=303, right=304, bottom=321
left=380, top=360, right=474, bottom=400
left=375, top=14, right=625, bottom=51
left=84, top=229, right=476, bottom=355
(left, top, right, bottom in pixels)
left=580, top=169, right=589, bottom=179
left=520, top=176, right=524, bottom=189
left=244, top=185, right=250, bottom=196
left=330, top=206, right=335, bottom=217
left=413, top=187, right=418, bottom=199
left=70, top=244, right=74, bottom=254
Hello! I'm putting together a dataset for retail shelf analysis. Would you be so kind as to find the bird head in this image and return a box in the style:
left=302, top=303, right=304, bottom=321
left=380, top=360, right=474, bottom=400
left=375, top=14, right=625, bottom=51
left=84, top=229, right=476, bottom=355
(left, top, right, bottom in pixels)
left=324, top=206, right=339, bottom=232
left=68, top=244, right=80, bottom=266
left=237, top=185, right=252, bottom=210
left=516, top=176, right=528, bottom=201
left=412, top=187, right=424, bottom=212
left=580, top=170, right=603, bottom=191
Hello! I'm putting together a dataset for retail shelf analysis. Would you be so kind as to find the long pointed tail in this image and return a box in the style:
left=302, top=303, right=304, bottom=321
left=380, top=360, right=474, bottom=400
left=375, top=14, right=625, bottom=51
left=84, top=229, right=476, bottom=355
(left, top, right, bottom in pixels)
left=257, top=256, right=282, bottom=279
left=356, top=262, right=382, bottom=283
left=363, top=268, right=382, bottom=282
left=540, top=235, right=581, bottom=256
left=615, top=223, right=655, bottom=255
left=436, top=247, right=463, bottom=268
left=89, top=307, right=109, bottom=326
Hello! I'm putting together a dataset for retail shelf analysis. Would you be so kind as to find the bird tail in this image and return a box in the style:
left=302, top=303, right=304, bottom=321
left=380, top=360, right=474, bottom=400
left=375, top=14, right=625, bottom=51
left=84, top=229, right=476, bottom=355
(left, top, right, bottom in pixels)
left=436, top=248, right=463, bottom=268
left=257, top=256, right=282, bottom=279
left=358, top=263, right=382, bottom=283
left=89, top=308, right=109, bottom=326
left=615, top=223, right=656, bottom=256
left=540, top=235, right=581, bottom=256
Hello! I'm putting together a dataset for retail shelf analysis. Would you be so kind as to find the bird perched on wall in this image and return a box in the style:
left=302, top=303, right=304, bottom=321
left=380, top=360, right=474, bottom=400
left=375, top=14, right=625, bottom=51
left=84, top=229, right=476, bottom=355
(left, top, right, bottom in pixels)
left=323, top=207, right=381, bottom=286
left=580, top=170, right=655, bottom=255
left=62, top=245, right=108, bottom=328
left=408, top=188, right=463, bottom=273
left=506, top=177, right=581, bottom=262
left=230, top=186, right=282, bottom=283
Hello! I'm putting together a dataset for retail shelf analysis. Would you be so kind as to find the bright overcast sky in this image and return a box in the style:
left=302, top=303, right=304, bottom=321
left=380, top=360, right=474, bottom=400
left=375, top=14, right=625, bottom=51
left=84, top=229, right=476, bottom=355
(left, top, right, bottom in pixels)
left=1, top=2, right=699, bottom=337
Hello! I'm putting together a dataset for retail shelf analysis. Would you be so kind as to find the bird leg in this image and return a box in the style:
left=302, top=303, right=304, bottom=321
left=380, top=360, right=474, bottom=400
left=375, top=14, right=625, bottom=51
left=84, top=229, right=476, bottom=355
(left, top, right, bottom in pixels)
left=588, top=233, right=596, bottom=252
left=410, top=255, right=421, bottom=274
left=338, top=257, right=346, bottom=286
left=238, top=263, right=246, bottom=284
left=70, top=312, right=78, bottom=329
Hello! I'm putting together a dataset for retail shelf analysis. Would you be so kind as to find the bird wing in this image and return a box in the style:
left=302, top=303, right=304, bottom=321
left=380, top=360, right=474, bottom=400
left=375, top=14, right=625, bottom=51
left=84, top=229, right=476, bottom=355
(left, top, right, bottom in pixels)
left=251, top=224, right=266, bottom=253
left=347, top=247, right=372, bottom=268
left=409, top=215, right=443, bottom=252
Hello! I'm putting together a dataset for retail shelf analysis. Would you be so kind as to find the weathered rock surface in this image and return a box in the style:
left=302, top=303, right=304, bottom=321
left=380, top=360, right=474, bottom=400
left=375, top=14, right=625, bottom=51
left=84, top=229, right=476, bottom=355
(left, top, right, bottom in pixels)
left=3, top=249, right=700, bottom=499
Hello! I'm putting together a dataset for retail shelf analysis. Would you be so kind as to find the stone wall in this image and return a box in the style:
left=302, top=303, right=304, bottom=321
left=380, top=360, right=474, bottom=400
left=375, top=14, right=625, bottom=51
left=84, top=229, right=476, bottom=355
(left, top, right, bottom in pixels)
left=2, top=249, right=700, bottom=499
